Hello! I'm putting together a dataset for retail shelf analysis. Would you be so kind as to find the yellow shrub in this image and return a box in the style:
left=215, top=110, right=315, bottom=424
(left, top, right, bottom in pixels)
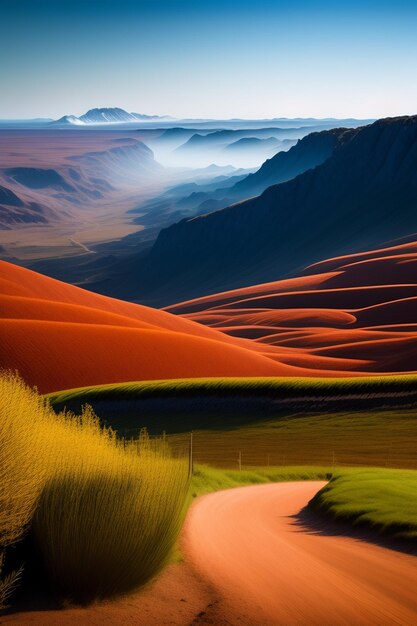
left=0, top=373, right=189, bottom=603
left=0, top=372, right=48, bottom=547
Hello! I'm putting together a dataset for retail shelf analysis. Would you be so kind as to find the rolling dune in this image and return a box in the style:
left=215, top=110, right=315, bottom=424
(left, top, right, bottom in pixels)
left=0, top=320, right=296, bottom=393
left=0, top=260, right=306, bottom=393
left=2, top=239, right=416, bottom=393
left=166, top=240, right=417, bottom=375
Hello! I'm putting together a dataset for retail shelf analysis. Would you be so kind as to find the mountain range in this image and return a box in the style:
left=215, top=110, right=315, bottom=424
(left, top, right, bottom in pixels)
left=163, top=127, right=351, bottom=217
left=100, top=115, right=417, bottom=305
left=0, top=135, right=162, bottom=228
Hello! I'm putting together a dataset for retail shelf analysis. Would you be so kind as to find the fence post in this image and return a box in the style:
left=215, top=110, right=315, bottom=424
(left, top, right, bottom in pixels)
left=189, top=431, right=194, bottom=477
left=238, top=450, right=242, bottom=472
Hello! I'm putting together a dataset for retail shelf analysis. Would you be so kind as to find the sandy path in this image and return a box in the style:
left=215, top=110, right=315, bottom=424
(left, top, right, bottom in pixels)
left=3, top=481, right=417, bottom=625
left=183, top=481, right=417, bottom=625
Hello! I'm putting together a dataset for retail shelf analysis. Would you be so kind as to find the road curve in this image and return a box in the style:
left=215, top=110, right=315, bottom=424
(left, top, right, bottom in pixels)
left=4, top=481, right=417, bottom=625
left=182, top=481, right=417, bottom=625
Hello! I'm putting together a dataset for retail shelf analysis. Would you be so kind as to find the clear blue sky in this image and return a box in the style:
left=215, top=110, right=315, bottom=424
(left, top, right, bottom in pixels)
left=1, top=0, right=417, bottom=119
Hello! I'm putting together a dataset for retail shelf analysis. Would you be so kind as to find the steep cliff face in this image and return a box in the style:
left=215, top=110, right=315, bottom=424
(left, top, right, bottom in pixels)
left=125, top=116, right=417, bottom=304
left=232, top=126, right=353, bottom=197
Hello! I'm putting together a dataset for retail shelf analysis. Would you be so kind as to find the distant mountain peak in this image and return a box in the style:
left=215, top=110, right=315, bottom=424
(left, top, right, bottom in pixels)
left=53, top=114, right=85, bottom=125
left=51, top=107, right=170, bottom=125
left=79, top=108, right=136, bottom=123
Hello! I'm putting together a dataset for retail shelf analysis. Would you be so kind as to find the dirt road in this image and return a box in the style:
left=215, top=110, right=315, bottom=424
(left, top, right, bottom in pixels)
left=4, top=481, right=417, bottom=625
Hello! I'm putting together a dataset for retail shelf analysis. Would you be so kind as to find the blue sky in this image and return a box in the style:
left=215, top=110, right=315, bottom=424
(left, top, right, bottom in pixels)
left=1, top=0, right=417, bottom=119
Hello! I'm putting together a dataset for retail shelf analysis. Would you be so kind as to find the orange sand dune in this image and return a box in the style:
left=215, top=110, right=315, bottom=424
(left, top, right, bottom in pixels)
left=214, top=325, right=284, bottom=339
left=0, top=319, right=299, bottom=393
left=355, top=297, right=417, bottom=325
left=263, top=328, right=415, bottom=348
left=208, top=284, right=417, bottom=311
left=322, top=254, right=417, bottom=287
left=313, top=336, right=417, bottom=372
left=269, top=351, right=372, bottom=371
left=3, top=238, right=417, bottom=391
left=0, top=295, right=159, bottom=330
left=167, top=271, right=342, bottom=314
left=363, top=323, right=417, bottom=332
left=0, top=259, right=306, bottom=350
left=167, top=241, right=417, bottom=375
left=208, top=308, right=357, bottom=328
left=306, top=239, right=417, bottom=273
left=0, top=261, right=227, bottom=339
left=1, top=261, right=315, bottom=393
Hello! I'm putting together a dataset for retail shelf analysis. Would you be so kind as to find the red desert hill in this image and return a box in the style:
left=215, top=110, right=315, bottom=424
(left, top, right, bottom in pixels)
left=0, top=261, right=304, bottom=393
left=2, top=239, right=416, bottom=394
left=166, top=240, right=417, bottom=375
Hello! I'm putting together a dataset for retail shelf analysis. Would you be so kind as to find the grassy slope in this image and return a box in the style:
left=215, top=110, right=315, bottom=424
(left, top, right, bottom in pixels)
left=46, top=377, right=417, bottom=543
left=310, top=469, right=417, bottom=539
left=190, top=464, right=333, bottom=497
left=46, top=378, right=417, bottom=470
left=47, top=375, right=417, bottom=406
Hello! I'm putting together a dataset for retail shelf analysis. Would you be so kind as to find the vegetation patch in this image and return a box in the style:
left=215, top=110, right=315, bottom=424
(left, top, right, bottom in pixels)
left=190, top=464, right=333, bottom=497
left=47, top=374, right=417, bottom=406
left=0, top=373, right=189, bottom=605
left=46, top=375, right=417, bottom=437
left=309, top=469, right=417, bottom=540
left=2, top=372, right=416, bottom=609
left=167, top=409, right=417, bottom=469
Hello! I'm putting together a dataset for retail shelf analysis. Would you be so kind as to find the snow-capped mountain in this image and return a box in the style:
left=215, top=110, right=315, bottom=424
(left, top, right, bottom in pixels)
left=54, top=115, right=85, bottom=125
left=51, top=107, right=170, bottom=125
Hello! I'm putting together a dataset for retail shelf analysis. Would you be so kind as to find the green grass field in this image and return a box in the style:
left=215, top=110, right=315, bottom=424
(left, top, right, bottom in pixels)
left=190, top=464, right=333, bottom=497
left=48, top=375, right=417, bottom=407
left=46, top=376, right=417, bottom=470
left=1, top=369, right=415, bottom=613
left=167, top=409, right=417, bottom=469
left=310, top=469, right=417, bottom=540
left=46, top=377, right=417, bottom=545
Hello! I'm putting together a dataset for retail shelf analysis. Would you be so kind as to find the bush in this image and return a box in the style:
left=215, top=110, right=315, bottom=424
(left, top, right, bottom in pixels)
left=0, top=372, right=49, bottom=607
left=0, top=372, right=48, bottom=548
left=0, top=373, right=189, bottom=604
left=34, top=450, right=189, bottom=601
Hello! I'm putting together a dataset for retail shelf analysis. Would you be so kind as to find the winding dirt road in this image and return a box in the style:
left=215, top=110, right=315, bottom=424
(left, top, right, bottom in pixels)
left=183, top=481, right=417, bottom=625
left=4, top=481, right=417, bottom=625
